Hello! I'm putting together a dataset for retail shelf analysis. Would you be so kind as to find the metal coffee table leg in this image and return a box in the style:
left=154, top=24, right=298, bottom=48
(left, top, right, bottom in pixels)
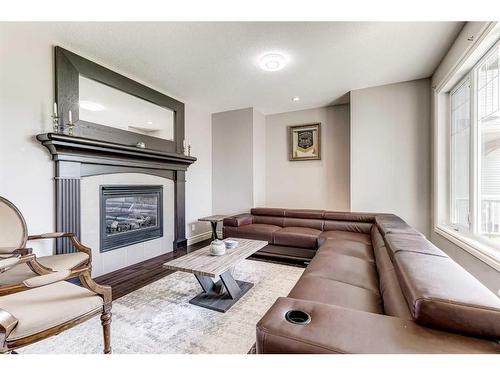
left=190, top=270, right=253, bottom=313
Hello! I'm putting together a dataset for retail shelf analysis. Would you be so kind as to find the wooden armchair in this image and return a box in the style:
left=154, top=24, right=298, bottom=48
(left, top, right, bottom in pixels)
left=0, top=196, right=92, bottom=296
left=0, top=196, right=112, bottom=353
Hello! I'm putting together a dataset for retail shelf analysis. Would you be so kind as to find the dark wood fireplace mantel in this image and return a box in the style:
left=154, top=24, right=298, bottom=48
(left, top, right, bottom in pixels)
left=37, top=132, right=197, bottom=253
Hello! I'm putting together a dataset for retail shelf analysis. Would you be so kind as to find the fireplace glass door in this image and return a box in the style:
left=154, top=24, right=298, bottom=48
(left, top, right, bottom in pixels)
left=100, top=185, right=163, bottom=252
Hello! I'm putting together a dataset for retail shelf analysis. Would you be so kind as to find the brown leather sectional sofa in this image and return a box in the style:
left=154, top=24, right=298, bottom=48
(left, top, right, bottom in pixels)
left=223, top=208, right=500, bottom=353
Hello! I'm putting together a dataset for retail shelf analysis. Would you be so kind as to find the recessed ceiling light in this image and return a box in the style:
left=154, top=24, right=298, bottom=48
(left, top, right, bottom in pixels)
left=147, top=121, right=153, bottom=125
left=79, top=100, right=105, bottom=111
left=292, top=97, right=300, bottom=102
left=259, top=52, right=288, bottom=72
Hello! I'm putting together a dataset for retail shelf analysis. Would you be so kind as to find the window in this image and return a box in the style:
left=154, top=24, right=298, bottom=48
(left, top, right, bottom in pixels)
left=477, top=45, right=500, bottom=243
left=448, top=41, right=500, bottom=248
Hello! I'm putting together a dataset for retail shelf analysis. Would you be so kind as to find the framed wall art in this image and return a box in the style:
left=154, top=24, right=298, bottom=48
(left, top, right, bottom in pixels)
left=288, top=123, right=321, bottom=161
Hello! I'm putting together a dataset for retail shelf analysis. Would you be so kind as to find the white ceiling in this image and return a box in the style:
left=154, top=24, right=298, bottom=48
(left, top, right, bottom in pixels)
left=36, top=22, right=463, bottom=114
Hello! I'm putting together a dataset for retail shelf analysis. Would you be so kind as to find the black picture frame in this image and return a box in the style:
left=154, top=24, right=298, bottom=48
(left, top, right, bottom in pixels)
left=54, top=46, right=184, bottom=153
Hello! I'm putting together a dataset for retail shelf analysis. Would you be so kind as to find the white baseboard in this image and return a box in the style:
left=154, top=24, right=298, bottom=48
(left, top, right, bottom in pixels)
left=187, top=231, right=212, bottom=245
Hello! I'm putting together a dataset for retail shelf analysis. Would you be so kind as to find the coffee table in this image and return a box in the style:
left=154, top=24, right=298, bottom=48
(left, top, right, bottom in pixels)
left=163, top=238, right=267, bottom=312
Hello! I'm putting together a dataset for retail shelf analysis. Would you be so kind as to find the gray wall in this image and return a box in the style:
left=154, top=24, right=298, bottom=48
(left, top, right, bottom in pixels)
left=265, top=105, right=351, bottom=210
left=350, top=79, right=431, bottom=236
left=212, top=108, right=255, bottom=215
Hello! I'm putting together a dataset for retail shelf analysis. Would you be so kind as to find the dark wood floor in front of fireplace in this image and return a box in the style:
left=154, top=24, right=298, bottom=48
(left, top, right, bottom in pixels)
left=94, top=239, right=306, bottom=301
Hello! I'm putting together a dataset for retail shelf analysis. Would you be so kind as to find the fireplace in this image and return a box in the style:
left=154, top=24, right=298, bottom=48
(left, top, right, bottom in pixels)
left=100, top=185, right=163, bottom=252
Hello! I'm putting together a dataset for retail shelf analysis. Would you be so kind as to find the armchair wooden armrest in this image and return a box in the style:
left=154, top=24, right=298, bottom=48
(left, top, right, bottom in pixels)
left=12, top=248, right=32, bottom=256
left=28, top=232, right=92, bottom=257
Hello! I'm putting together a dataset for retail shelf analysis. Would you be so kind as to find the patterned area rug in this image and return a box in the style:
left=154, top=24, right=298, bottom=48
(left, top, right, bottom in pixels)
left=18, top=259, right=303, bottom=354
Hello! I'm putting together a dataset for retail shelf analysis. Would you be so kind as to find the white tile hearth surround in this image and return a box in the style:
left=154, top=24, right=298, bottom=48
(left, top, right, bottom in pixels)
left=81, top=173, right=174, bottom=277
left=17, top=259, right=304, bottom=354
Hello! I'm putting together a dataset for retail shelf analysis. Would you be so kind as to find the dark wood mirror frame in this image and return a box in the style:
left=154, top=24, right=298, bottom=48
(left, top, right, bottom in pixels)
left=55, top=46, right=184, bottom=153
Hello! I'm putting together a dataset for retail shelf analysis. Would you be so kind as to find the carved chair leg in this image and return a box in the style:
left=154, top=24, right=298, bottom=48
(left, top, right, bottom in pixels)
left=101, top=311, right=112, bottom=354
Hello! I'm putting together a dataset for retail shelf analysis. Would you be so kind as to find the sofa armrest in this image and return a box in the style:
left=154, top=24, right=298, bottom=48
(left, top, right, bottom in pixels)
left=256, top=297, right=500, bottom=354
left=223, top=213, right=253, bottom=227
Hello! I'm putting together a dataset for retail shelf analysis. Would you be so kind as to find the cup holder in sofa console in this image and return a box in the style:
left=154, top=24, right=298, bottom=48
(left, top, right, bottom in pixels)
left=285, top=310, right=311, bottom=325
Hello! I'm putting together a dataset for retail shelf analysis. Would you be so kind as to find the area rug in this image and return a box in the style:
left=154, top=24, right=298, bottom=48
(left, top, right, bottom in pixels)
left=18, top=259, right=303, bottom=354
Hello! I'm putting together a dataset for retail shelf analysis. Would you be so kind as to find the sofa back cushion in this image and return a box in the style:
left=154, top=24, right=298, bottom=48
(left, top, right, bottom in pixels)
left=283, top=217, right=324, bottom=230
left=324, top=211, right=376, bottom=222
left=375, top=214, right=421, bottom=236
left=323, top=220, right=372, bottom=233
left=249, top=207, right=374, bottom=233
left=385, top=231, right=500, bottom=339
left=253, top=215, right=285, bottom=227
left=371, top=226, right=412, bottom=320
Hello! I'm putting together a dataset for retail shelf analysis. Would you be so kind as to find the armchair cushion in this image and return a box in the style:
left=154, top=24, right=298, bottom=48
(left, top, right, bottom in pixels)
left=0, top=252, right=89, bottom=287
left=0, top=281, right=103, bottom=341
left=37, top=252, right=89, bottom=271
left=0, top=247, right=16, bottom=254
left=0, top=256, right=20, bottom=271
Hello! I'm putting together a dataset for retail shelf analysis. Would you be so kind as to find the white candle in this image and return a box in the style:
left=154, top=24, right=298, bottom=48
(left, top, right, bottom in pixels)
left=68, top=110, right=72, bottom=124
left=53, top=102, right=58, bottom=116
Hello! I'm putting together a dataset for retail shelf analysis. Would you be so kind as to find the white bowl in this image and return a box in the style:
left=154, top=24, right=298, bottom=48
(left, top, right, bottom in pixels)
left=224, top=239, right=239, bottom=249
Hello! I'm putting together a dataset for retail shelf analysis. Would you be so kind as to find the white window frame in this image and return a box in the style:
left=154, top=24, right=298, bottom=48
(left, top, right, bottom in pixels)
left=449, top=76, right=471, bottom=233
left=440, top=38, right=500, bottom=269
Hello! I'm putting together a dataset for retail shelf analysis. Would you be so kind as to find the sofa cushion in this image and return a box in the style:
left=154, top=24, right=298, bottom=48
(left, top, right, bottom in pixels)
left=375, top=214, right=421, bottom=236
left=323, top=220, right=372, bottom=233
left=305, top=252, right=380, bottom=295
left=250, top=208, right=285, bottom=217
left=395, top=251, right=500, bottom=339
left=371, top=226, right=412, bottom=319
left=318, top=231, right=371, bottom=246
left=288, top=275, right=383, bottom=314
left=223, top=223, right=281, bottom=243
left=318, top=239, right=375, bottom=262
left=253, top=215, right=285, bottom=227
left=273, top=227, right=321, bottom=249
left=284, top=209, right=324, bottom=219
left=384, top=233, right=448, bottom=260
left=323, top=211, right=376, bottom=222
left=223, top=213, right=252, bottom=227
left=283, top=217, right=323, bottom=230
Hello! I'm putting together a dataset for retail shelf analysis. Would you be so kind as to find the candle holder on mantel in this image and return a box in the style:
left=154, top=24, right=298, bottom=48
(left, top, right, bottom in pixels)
left=51, top=113, right=60, bottom=134
left=187, top=144, right=191, bottom=156
left=67, top=120, right=75, bottom=136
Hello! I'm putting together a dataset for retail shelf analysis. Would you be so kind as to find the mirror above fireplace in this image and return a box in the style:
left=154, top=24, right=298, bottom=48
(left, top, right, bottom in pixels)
left=79, top=76, right=174, bottom=141
left=54, top=46, right=184, bottom=153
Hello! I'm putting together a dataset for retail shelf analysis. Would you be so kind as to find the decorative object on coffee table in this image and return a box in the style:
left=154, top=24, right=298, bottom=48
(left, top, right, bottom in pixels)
left=209, top=239, right=226, bottom=256
left=163, top=238, right=267, bottom=313
left=198, top=215, right=229, bottom=240
left=288, top=123, right=321, bottom=161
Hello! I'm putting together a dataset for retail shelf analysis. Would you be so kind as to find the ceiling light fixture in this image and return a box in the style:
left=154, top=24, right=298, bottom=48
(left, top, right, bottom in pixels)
left=292, top=97, right=300, bottom=102
left=259, top=52, right=288, bottom=72
left=79, top=100, right=105, bottom=111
